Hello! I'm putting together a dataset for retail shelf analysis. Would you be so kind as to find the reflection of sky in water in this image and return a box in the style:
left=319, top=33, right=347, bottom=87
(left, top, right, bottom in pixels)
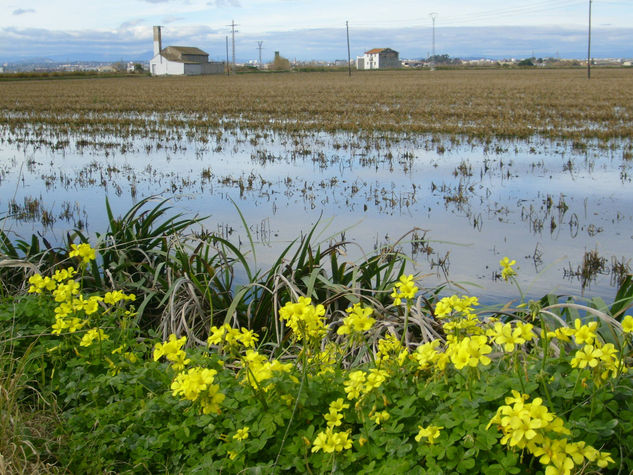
left=1, top=130, right=632, bottom=304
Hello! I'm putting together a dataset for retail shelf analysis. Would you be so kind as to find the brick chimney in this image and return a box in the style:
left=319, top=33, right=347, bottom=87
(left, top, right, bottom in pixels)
left=153, top=26, right=162, bottom=57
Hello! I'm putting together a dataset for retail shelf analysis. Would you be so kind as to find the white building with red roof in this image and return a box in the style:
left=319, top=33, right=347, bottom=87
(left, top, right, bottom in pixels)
left=356, top=48, right=400, bottom=70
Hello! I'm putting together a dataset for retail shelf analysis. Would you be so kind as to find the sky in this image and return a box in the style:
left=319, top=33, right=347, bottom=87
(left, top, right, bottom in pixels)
left=1, top=0, right=631, bottom=62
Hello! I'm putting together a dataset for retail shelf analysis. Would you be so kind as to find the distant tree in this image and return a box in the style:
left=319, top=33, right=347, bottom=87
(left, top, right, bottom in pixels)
left=518, top=58, right=534, bottom=67
left=270, top=51, right=291, bottom=71
left=111, top=62, right=127, bottom=73
left=428, top=54, right=454, bottom=64
left=133, top=63, right=144, bottom=73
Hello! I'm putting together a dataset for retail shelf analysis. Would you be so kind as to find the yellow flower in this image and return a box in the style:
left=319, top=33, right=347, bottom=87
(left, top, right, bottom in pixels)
left=391, top=274, right=418, bottom=306
left=311, top=428, right=352, bottom=453
left=69, top=243, right=96, bottom=264
left=279, top=297, right=328, bottom=343
left=414, top=339, right=441, bottom=370
left=487, top=322, right=525, bottom=352
left=370, top=410, right=390, bottom=425
left=169, top=350, right=191, bottom=372
left=499, top=257, right=517, bottom=281
left=53, top=280, right=80, bottom=303
left=344, top=370, right=367, bottom=400
left=233, top=427, right=250, bottom=441
left=207, top=325, right=227, bottom=345
left=311, top=431, right=329, bottom=453
left=337, top=303, right=375, bottom=335
left=154, top=334, right=187, bottom=361
left=596, top=451, right=615, bottom=468
left=240, top=350, right=292, bottom=391
left=434, top=295, right=479, bottom=319
left=79, top=328, right=109, bottom=347
left=52, top=267, right=77, bottom=282
left=573, top=319, right=598, bottom=345
left=28, top=274, right=58, bottom=293
left=171, top=367, right=224, bottom=414
left=103, top=290, right=135, bottom=305
left=237, top=328, right=258, bottom=348
left=415, top=424, right=443, bottom=444
left=329, top=398, right=350, bottom=413
left=622, top=315, right=633, bottom=333
left=324, top=409, right=343, bottom=428
left=448, top=335, right=492, bottom=369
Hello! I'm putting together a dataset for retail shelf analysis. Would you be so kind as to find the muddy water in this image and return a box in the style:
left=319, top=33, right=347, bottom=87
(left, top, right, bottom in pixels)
left=1, top=128, right=631, bottom=303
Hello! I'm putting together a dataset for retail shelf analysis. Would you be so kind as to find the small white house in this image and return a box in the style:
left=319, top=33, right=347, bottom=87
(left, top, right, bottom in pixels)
left=149, top=26, right=224, bottom=76
left=356, top=48, right=400, bottom=70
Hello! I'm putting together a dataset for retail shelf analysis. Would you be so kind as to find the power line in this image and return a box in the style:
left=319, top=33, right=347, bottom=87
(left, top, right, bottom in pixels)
left=429, top=12, right=437, bottom=59
left=225, top=35, right=230, bottom=75
left=227, top=20, right=238, bottom=70
left=587, top=0, right=592, bottom=79
left=346, top=21, right=351, bottom=77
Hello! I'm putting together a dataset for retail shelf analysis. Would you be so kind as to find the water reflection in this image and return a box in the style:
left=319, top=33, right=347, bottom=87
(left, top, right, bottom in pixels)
left=1, top=127, right=632, bottom=303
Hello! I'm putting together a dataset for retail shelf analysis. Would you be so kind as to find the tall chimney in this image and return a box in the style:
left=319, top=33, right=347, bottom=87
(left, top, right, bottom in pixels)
left=153, top=26, right=162, bottom=57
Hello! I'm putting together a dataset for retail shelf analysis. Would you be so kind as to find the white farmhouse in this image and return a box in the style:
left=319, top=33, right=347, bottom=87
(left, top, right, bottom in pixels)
left=149, top=26, right=224, bottom=76
left=356, top=48, right=400, bottom=70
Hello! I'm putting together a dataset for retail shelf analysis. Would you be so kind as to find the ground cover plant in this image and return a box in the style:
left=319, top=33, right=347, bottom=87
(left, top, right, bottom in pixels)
left=1, top=200, right=632, bottom=473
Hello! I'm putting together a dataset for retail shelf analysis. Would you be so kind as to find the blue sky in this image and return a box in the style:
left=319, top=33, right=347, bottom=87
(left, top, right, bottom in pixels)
left=1, top=0, right=631, bottom=62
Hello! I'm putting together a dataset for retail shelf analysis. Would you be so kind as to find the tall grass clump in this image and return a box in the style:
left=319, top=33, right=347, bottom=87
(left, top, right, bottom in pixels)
left=0, top=300, right=62, bottom=474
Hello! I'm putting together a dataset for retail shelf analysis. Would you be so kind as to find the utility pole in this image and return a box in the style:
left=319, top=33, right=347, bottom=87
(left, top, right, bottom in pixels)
left=225, top=36, right=230, bottom=75
left=346, top=21, right=352, bottom=77
left=429, top=12, right=438, bottom=60
left=227, top=20, right=238, bottom=71
left=257, top=41, right=263, bottom=65
left=587, top=0, right=592, bottom=80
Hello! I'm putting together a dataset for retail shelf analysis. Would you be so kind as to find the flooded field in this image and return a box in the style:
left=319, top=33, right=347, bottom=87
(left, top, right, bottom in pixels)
left=1, top=123, right=631, bottom=303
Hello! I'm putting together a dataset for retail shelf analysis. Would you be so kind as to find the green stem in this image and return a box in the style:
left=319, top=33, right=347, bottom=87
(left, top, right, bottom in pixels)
left=539, top=316, right=549, bottom=372
left=241, top=360, right=269, bottom=410
left=589, top=384, right=598, bottom=419
left=571, top=370, right=582, bottom=397
left=511, top=276, right=525, bottom=305
left=514, top=352, right=527, bottom=395
left=400, top=302, right=410, bottom=347
left=273, top=349, right=308, bottom=469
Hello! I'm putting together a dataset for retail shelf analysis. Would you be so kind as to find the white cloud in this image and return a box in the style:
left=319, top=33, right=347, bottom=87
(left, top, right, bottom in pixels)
left=1, top=0, right=631, bottom=62
left=12, top=8, right=35, bottom=15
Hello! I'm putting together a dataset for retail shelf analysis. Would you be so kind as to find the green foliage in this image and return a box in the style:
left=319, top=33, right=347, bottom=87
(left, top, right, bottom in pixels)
left=2, top=201, right=633, bottom=473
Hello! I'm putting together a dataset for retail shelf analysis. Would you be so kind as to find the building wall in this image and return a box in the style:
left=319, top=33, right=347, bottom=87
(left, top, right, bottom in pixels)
left=202, top=62, right=225, bottom=74
left=149, top=55, right=185, bottom=76
left=360, top=51, right=400, bottom=70
left=363, top=53, right=378, bottom=70
left=150, top=54, right=225, bottom=76
left=356, top=57, right=365, bottom=69
left=378, top=51, right=400, bottom=69
left=183, top=63, right=202, bottom=75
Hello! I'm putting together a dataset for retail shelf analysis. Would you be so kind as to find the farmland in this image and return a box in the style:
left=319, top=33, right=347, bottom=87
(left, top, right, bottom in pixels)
left=1, top=68, right=633, bottom=474
left=2, top=69, right=633, bottom=301
left=1, top=68, right=632, bottom=141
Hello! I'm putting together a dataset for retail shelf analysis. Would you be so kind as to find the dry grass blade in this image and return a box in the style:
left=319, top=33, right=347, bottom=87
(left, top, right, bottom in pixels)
left=542, top=302, right=621, bottom=329
left=0, top=341, right=63, bottom=474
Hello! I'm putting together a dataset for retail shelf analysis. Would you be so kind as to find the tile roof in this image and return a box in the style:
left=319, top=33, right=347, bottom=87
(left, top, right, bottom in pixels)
left=161, top=46, right=209, bottom=62
left=364, top=48, right=398, bottom=55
